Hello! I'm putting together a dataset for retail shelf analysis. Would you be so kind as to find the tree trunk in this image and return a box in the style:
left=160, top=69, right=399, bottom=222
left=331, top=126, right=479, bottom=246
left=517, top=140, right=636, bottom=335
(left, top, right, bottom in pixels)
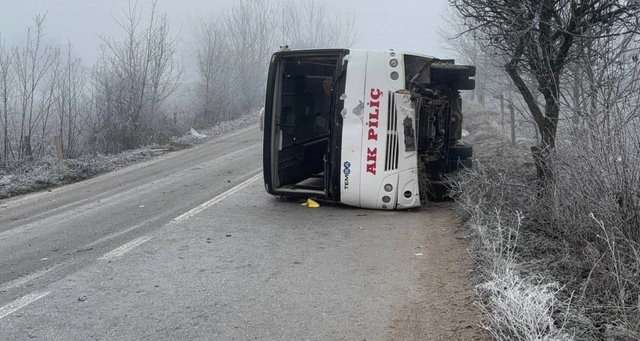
left=531, top=91, right=560, bottom=186
left=23, top=135, right=33, bottom=161
left=505, top=61, right=559, bottom=184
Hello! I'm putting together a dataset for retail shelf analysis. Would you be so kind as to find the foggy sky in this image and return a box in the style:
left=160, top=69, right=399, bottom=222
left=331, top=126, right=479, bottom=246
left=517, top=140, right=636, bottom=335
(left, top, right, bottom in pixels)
left=0, top=0, right=451, bottom=64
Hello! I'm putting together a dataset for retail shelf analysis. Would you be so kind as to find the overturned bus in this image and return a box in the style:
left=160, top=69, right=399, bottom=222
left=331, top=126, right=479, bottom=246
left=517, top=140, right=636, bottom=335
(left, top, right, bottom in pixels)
left=260, top=48, right=475, bottom=210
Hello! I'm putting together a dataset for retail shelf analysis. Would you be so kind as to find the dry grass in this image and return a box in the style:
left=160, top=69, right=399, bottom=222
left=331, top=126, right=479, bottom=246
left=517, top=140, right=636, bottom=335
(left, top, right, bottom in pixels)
left=540, top=122, right=640, bottom=339
left=0, top=113, right=258, bottom=199
left=451, top=101, right=640, bottom=340
left=451, top=104, right=574, bottom=340
left=0, top=149, right=156, bottom=199
left=453, top=161, right=578, bottom=340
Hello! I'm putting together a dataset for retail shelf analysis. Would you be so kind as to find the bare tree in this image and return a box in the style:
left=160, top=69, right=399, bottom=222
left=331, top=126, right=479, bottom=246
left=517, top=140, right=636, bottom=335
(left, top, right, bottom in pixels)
left=145, top=10, right=181, bottom=128
left=223, top=0, right=279, bottom=114
left=0, top=36, right=15, bottom=165
left=34, top=44, right=61, bottom=158
left=192, top=19, right=231, bottom=125
left=50, top=43, right=87, bottom=158
left=280, top=0, right=358, bottom=49
left=450, top=0, right=640, bottom=182
left=92, top=0, right=180, bottom=153
left=190, top=0, right=359, bottom=127
left=12, top=14, right=57, bottom=160
left=438, top=7, right=508, bottom=103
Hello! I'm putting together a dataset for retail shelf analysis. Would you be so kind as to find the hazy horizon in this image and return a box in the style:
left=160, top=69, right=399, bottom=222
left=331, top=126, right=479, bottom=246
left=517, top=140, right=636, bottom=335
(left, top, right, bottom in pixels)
left=0, top=0, right=451, bottom=65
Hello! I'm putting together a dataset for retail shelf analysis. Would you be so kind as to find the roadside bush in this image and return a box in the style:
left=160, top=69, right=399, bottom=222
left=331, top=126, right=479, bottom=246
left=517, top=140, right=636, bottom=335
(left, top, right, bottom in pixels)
left=537, top=121, right=640, bottom=338
left=455, top=103, right=640, bottom=340
left=454, top=157, right=581, bottom=340
left=0, top=150, right=155, bottom=199
left=0, top=113, right=257, bottom=199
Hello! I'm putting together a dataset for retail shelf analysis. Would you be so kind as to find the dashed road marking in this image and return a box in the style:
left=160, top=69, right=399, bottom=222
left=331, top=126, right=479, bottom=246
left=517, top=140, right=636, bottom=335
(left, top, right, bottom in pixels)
left=98, top=236, right=153, bottom=261
left=172, top=171, right=262, bottom=223
left=0, top=291, right=50, bottom=320
left=0, top=265, right=64, bottom=293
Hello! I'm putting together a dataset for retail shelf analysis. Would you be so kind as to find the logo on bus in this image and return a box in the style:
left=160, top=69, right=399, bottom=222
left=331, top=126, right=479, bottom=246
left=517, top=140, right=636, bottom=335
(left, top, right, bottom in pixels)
left=343, top=161, right=351, bottom=189
left=366, top=88, right=382, bottom=175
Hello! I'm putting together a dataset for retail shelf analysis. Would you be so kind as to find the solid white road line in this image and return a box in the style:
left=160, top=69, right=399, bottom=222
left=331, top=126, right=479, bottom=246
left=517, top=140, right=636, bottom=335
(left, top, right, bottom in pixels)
left=172, top=171, right=262, bottom=223
left=98, top=236, right=153, bottom=261
left=0, top=291, right=50, bottom=320
left=0, top=138, right=262, bottom=321
left=96, top=169, right=261, bottom=261
left=0, top=264, right=64, bottom=293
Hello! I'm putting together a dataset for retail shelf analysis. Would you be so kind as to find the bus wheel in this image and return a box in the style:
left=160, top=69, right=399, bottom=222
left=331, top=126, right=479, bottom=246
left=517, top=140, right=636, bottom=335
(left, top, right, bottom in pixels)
left=455, top=79, right=475, bottom=90
left=449, top=144, right=473, bottom=159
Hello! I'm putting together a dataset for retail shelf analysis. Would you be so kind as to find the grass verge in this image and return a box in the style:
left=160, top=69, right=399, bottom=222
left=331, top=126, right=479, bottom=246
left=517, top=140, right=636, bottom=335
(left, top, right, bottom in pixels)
left=0, top=114, right=257, bottom=199
left=450, top=103, right=640, bottom=340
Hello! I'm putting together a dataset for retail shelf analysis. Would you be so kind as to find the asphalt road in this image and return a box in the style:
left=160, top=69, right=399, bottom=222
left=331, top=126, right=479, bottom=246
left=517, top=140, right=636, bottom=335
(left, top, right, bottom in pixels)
left=0, top=125, right=488, bottom=340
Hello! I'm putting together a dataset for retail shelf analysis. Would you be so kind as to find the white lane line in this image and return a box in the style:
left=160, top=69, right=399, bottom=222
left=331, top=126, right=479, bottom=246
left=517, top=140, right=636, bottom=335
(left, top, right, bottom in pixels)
left=83, top=219, right=154, bottom=251
left=98, top=236, right=153, bottom=261
left=172, top=171, right=262, bottom=223
left=97, top=169, right=261, bottom=260
left=0, top=291, right=50, bottom=320
left=0, top=264, right=65, bottom=293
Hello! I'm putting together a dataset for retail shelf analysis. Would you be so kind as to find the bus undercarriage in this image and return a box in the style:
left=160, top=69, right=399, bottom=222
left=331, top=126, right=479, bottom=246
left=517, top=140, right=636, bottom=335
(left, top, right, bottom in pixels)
left=407, top=59, right=476, bottom=201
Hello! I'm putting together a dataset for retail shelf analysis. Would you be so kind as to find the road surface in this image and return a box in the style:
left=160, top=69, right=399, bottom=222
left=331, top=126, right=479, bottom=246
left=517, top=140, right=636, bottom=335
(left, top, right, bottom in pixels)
left=0, top=126, right=488, bottom=340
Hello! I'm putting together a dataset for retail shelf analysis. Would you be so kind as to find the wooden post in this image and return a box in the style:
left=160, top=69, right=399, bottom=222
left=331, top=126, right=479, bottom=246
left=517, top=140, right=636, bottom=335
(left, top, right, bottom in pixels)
left=509, top=104, right=516, bottom=146
left=500, top=94, right=505, bottom=133
left=54, top=135, right=66, bottom=170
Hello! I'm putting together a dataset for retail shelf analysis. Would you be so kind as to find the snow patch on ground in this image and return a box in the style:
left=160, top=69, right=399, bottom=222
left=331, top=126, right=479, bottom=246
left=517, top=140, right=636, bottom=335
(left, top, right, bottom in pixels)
left=169, top=114, right=257, bottom=147
left=0, top=114, right=257, bottom=199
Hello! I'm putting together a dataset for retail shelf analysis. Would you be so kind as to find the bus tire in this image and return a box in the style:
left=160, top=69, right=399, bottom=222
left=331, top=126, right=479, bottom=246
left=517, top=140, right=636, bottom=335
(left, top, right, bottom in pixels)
left=449, top=144, right=473, bottom=159
left=431, top=64, right=476, bottom=78
left=455, top=79, right=475, bottom=90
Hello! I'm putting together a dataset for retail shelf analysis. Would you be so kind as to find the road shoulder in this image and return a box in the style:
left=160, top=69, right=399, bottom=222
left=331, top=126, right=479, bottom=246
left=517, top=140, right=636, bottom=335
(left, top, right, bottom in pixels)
left=389, top=204, right=491, bottom=341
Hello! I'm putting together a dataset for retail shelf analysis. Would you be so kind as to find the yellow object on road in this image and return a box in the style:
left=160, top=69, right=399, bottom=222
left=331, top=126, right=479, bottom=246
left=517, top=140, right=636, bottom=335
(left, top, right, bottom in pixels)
left=301, top=199, right=320, bottom=208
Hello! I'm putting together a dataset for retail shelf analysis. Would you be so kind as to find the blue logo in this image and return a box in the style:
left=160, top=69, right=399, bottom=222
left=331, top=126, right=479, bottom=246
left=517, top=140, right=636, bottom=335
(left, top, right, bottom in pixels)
left=343, top=161, right=351, bottom=189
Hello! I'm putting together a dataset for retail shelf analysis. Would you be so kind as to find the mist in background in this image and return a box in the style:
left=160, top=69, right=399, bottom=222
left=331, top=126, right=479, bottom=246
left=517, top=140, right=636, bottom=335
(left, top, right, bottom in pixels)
left=0, top=0, right=452, bottom=163
left=0, top=0, right=450, bottom=63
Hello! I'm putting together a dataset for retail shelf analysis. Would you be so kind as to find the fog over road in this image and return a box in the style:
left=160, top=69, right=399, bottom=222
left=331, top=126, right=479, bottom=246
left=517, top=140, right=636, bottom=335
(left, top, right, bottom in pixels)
left=0, top=126, right=487, bottom=340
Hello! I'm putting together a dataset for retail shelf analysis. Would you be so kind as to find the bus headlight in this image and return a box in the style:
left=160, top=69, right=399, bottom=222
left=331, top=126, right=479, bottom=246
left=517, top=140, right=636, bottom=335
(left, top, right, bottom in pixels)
left=382, top=196, right=391, bottom=204
left=390, top=59, right=398, bottom=68
left=390, top=71, right=399, bottom=81
left=384, top=184, right=393, bottom=192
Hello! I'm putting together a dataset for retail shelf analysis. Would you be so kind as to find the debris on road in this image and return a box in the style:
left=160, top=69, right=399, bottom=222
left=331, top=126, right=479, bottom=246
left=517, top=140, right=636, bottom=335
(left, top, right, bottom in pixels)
left=301, top=199, right=320, bottom=208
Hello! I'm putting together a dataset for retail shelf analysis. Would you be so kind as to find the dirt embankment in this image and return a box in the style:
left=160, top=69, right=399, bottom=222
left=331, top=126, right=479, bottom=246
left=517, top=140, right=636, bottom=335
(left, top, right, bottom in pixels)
left=389, top=206, right=491, bottom=341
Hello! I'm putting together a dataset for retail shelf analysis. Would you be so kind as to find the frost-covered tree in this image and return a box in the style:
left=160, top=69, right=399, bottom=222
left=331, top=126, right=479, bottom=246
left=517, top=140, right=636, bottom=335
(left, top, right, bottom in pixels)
left=92, top=0, right=181, bottom=153
left=449, top=0, right=640, bottom=181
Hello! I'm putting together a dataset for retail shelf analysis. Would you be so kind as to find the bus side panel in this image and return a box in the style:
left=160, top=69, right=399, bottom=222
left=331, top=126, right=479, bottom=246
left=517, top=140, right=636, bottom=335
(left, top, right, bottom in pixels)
left=339, top=50, right=369, bottom=208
